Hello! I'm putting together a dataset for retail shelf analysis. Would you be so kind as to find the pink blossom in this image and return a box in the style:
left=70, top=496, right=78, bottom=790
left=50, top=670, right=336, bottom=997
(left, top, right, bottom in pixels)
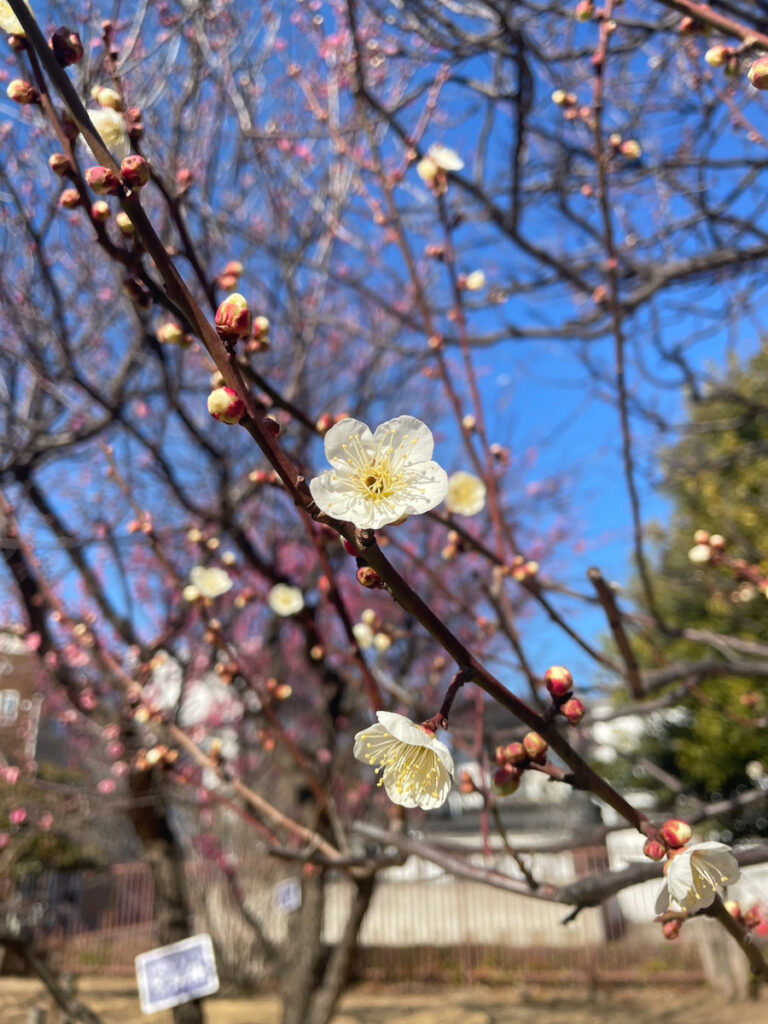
left=97, top=778, right=116, bottom=795
left=9, top=808, right=27, bottom=826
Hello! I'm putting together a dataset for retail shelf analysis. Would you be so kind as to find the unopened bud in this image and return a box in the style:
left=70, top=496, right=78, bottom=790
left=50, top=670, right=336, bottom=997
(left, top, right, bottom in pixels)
left=50, top=27, right=84, bottom=66
left=620, top=139, right=642, bottom=160
left=522, top=731, right=548, bottom=762
left=560, top=697, right=586, bottom=726
left=643, top=838, right=667, bottom=862
left=48, top=153, right=70, bottom=176
left=463, top=270, right=486, bottom=292
left=253, top=314, right=270, bottom=338
left=687, top=543, right=711, bottom=564
left=705, top=46, right=730, bottom=68
left=316, top=413, right=335, bottom=435
left=693, top=528, right=710, bottom=544
left=416, top=156, right=439, bottom=184
left=207, top=386, right=245, bottom=424
left=225, top=260, right=244, bottom=277
left=545, top=665, right=573, bottom=699
left=116, top=211, right=135, bottom=236
left=85, top=166, right=121, bottom=195
left=574, top=1, right=594, bottom=21
left=459, top=770, right=476, bottom=794
left=708, top=533, right=726, bottom=551
left=215, top=293, right=252, bottom=341
left=662, top=919, right=681, bottom=941
left=121, top=154, right=150, bottom=189
left=749, top=56, right=768, bottom=89
left=7, top=80, right=38, bottom=105
left=91, top=200, right=111, bottom=222
left=59, top=188, right=81, bottom=209
left=493, top=764, right=521, bottom=795
left=356, top=566, right=384, bottom=589
left=743, top=906, right=763, bottom=930
left=659, top=819, right=692, bottom=849
left=157, top=322, right=186, bottom=346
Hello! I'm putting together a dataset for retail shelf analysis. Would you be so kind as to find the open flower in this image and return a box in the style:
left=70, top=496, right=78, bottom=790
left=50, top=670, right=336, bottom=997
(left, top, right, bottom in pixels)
left=655, top=841, right=740, bottom=915
left=309, top=416, right=448, bottom=530
left=445, top=470, right=487, bottom=516
left=189, top=566, right=233, bottom=599
left=354, top=711, right=454, bottom=809
left=85, top=107, right=130, bottom=161
left=267, top=583, right=304, bottom=616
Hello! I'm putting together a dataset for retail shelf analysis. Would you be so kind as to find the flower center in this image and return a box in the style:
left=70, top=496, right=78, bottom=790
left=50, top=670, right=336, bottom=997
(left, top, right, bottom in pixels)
left=365, top=473, right=386, bottom=494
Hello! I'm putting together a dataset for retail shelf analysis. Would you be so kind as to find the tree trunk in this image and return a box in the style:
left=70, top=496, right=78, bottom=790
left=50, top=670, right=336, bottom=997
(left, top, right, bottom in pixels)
left=279, top=871, right=326, bottom=1024
left=128, top=767, right=205, bottom=1024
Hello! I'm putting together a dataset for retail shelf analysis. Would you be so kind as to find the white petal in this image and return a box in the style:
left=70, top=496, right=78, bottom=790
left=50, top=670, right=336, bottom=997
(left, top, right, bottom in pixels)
left=309, top=469, right=357, bottom=518
left=376, top=711, right=428, bottom=745
left=654, top=884, right=672, bottom=915
left=374, top=415, right=435, bottom=465
left=323, top=418, right=373, bottom=464
left=352, top=721, right=390, bottom=761
left=399, top=462, right=449, bottom=514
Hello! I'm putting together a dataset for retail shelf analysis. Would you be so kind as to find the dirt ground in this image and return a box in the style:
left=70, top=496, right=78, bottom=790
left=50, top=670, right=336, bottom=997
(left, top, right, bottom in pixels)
left=1, top=978, right=767, bottom=1024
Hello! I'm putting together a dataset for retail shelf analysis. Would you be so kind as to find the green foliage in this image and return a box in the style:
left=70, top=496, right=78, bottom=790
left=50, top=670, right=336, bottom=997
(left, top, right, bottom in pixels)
left=624, top=349, right=768, bottom=807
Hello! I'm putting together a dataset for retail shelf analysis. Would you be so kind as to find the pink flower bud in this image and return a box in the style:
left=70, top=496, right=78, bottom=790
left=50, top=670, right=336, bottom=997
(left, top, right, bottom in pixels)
left=749, top=57, right=768, bottom=89
left=503, top=742, right=527, bottom=765
left=356, top=566, right=384, bottom=589
left=253, top=314, right=270, bottom=338
left=545, top=665, right=573, bottom=699
left=7, top=80, right=39, bottom=105
left=9, top=808, right=27, bottom=826
left=215, top=293, right=252, bottom=341
left=574, top=1, right=594, bottom=21
left=0, top=832, right=10, bottom=849
left=643, top=838, right=667, bottom=861
left=522, top=731, right=548, bottom=762
left=316, top=413, right=335, bottom=435
left=49, top=153, right=70, bottom=176
left=493, top=764, right=521, bottom=795
left=708, top=533, right=726, bottom=551
left=85, top=166, right=121, bottom=195
left=662, top=920, right=681, bottom=940
left=225, top=260, right=244, bottom=277
left=743, top=906, right=763, bottom=930
left=620, top=139, right=642, bottom=161
left=121, top=154, right=150, bottom=189
left=50, top=27, right=84, bottom=66
left=207, top=386, right=245, bottom=424
left=560, top=696, right=586, bottom=726
left=39, top=812, right=54, bottom=831
left=91, top=200, right=111, bottom=222
left=59, top=188, right=81, bottom=209
left=724, top=899, right=741, bottom=920
left=659, top=819, right=692, bottom=849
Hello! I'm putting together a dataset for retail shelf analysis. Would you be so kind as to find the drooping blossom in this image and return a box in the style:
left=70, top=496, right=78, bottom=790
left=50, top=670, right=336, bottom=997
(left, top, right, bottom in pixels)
left=445, top=470, right=487, bottom=516
left=655, top=841, right=740, bottom=915
left=309, top=416, right=447, bottom=530
left=353, top=711, right=454, bottom=810
left=267, top=583, right=304, bottom=617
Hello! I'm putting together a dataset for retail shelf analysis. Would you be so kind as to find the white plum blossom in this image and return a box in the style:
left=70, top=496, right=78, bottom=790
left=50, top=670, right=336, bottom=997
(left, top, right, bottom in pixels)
left=445, top=470, right=487, bottom=516
left=416, top=144, right=464, bottom=184
left=85, top=107, right=131, bottom=161
left=463, top=270, right=486, bottom=292
left=688, top=543, right=711, bottom=564
left=655, top=841, right=740, bottom=915
left=309, top=416, right=448, bottom=530
left=352, top=621, right=374, bottom=649
left=189, top=565, right=233, bottom=599
left=267, top=583, right=304, bottom=617
left=354, top=711, right=454, bottom=810
left=0, top=1, right=31, bottom=36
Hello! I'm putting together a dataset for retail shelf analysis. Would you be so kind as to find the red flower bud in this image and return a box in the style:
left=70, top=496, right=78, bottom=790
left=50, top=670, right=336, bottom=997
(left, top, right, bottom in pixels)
left=743, top=906, right=763, bottom=930
left=48, top=153, right=70, bottom=177
left=59, top=188, right=81, bottom=209
left=6, top=80, right=39, bottom=105
left=85, top=166, right=121, bottom=195
left=493, top=764, right=521, bottom=795
left=560, top=696, right=586, bottom=726
left=50, top=27, right=84, bottom=66
left=662, top=920, right=681, bottom=941
left=724, top=900, right=741, bottom=920
left=356, top=566, right=384, bottom=589
left=658, top=819, right=692, bottom=849
left=207, top=386, right=245, bottom=425
left=316, top=413, right=335, bottom=435
left=215, top=293, right=252, bottom=341
left=643, top=838, right=667, bottom=862
left=545, top=665, right=573, bottom=699
left=121, top=155, right=150, bottom=189
left=522, top=731, right=548, bottom=762
left=502, top=741, right=527, bottom=765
